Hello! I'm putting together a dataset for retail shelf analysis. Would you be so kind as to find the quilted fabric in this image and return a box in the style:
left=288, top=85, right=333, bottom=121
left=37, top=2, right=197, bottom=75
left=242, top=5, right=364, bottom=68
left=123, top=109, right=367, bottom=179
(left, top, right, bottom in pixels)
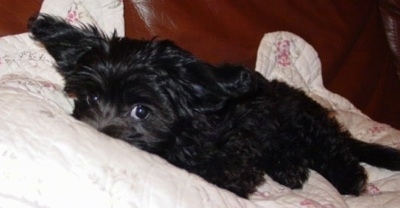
left=1, top=0, right=400, bottom=207
left=255, top=31, right=400, bottom=207
left=0, top=1, right=256, bottom=208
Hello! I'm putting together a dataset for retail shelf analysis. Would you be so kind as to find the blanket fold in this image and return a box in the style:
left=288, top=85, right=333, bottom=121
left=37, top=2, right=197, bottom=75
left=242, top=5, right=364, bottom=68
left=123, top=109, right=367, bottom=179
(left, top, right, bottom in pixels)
left=1, top=0, right=399, bottom=207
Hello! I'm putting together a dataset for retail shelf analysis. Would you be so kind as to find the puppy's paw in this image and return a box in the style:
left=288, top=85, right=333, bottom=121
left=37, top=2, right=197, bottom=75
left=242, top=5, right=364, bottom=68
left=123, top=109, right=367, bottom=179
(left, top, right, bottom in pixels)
left=268, top=166, right=309, bottom=189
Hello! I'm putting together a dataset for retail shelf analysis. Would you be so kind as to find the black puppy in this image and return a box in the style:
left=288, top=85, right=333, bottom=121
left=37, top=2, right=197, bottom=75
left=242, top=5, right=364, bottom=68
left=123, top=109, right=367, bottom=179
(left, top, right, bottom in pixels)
left=29, top=14, right=400, bottom=198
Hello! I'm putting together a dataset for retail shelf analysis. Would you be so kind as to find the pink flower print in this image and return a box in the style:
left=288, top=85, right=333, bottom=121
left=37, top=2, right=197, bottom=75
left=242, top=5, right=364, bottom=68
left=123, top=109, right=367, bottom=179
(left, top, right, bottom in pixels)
left=276, top=40, right=291, bottom=67
left=41, top=81, right=58, bottom=90
left=66, top=9, right=78, bottom=24
left=366, top=125, right=386, bottom=137
left=365, top=184, right=381, bottom=195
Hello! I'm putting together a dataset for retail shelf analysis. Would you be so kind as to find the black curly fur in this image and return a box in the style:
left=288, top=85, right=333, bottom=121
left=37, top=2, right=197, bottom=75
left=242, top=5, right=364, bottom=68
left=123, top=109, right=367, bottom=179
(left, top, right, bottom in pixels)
left=29, top=14, right=400, bottom=198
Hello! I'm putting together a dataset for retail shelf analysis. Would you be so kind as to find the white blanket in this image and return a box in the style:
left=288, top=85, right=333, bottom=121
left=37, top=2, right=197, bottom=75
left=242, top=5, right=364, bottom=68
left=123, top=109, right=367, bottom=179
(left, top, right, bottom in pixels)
left=1, top=0, right=400, bottom=207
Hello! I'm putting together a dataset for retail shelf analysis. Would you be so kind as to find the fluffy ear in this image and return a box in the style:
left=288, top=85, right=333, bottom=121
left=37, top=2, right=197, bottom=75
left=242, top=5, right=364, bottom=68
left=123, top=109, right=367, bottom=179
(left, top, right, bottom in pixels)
left=213, top=64, right=255, bottom=97
left=28, top=14, right=109, bottom=75
left=172, top=61, right=256, bottom=113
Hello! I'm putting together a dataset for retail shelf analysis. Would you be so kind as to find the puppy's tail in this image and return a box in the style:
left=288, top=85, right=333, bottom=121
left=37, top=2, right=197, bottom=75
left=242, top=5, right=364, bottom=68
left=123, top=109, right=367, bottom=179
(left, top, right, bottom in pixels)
left=349, top=138, right=400, bottom=170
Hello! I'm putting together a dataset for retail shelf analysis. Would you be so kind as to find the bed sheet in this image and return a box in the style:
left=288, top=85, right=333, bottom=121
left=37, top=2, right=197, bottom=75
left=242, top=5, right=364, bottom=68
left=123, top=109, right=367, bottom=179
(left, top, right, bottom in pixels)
left=1, top=0, right=400, bottom=207
left=255, top=31, right=400, bottom=208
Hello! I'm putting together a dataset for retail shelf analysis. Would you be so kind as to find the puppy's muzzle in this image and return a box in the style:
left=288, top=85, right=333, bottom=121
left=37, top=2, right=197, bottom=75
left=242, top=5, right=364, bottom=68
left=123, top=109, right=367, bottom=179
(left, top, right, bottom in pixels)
left=100, top=124, right=126, bottom=138
left=78, top=113, right=127, bottom=139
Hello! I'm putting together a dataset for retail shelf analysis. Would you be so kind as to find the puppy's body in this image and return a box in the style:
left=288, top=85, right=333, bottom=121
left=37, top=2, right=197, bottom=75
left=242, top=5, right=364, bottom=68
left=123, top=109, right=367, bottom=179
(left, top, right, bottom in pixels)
left=29, top=15, right=400, bottom=198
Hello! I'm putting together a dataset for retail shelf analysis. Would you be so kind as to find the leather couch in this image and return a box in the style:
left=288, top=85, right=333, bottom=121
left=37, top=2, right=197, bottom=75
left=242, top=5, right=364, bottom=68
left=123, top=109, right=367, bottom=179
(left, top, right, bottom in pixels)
left=1, top=0, right=399, bottom=129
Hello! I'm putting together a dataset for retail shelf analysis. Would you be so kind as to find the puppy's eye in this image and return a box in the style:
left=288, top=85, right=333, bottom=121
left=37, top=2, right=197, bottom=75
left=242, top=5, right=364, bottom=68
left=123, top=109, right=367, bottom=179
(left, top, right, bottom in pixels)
left=130, top=105, right=150, bottom=120
left=85, top=95, right=100, bottom=105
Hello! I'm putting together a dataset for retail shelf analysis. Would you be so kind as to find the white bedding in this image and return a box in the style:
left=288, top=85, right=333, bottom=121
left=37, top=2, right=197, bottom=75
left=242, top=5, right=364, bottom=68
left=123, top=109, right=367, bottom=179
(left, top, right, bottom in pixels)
left=1, top=0, right=400, bottom=207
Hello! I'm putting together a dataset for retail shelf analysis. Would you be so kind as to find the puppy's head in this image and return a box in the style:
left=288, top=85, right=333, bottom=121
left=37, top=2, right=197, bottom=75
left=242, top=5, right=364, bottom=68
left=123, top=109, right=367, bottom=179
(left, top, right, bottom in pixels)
left=29, top=14, right=255, bottom=152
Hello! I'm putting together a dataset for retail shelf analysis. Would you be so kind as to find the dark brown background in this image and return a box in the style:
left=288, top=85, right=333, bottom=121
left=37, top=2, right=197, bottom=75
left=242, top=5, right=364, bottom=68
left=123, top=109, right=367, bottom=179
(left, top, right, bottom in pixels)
left=1, top=0, right=399, bottom=129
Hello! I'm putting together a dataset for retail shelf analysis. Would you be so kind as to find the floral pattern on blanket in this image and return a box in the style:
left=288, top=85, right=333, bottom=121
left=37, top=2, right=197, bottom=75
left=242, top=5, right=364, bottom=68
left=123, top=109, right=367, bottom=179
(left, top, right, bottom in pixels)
left=1, top=0, right=400, bottom=207
left=256, top=31, right=400, bottom=207
left=0, top=51, right=51, bottom=68
left=66, top=0, right=96, bottom=25
left=0, top=0, right=124, bottom=114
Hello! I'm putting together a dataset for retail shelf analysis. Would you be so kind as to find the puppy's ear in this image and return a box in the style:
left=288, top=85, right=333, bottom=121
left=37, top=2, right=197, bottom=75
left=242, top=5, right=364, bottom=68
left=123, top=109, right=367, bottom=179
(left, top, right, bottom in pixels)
left=28, top=14, right=109, bottom=75
left=175, top=62, right=256, bottom=113
left=213, top=64, right=255, bottom=97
